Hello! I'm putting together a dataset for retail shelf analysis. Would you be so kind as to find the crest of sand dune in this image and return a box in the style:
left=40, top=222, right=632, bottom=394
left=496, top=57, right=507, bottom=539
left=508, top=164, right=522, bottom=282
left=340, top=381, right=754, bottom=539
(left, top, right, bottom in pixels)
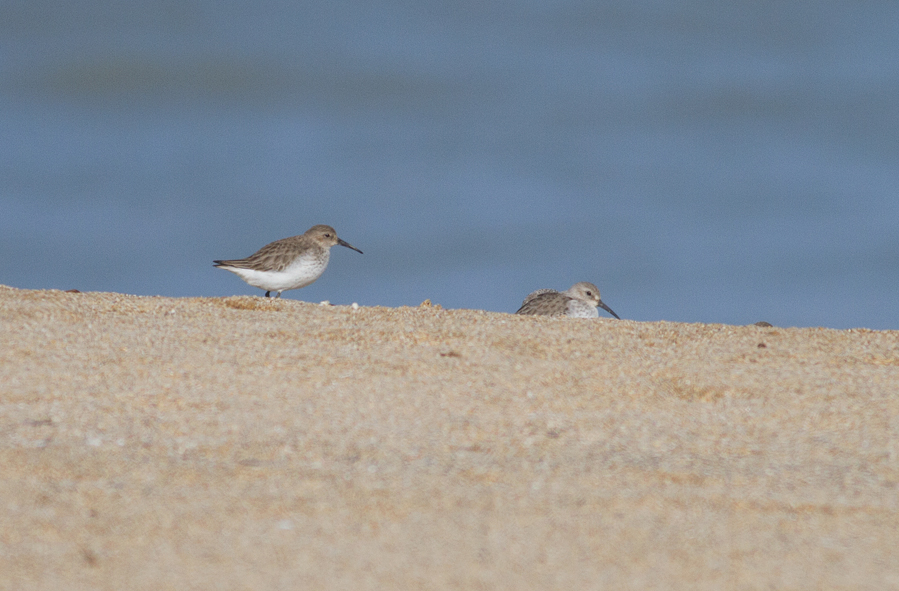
left=1, top=285, right=898, bottom=589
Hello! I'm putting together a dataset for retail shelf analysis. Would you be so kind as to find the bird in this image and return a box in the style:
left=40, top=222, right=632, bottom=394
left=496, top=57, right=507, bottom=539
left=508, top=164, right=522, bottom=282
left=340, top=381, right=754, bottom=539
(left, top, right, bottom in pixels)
left=516, top=282, right=620, bottom=319
left=213, top=224, right=362, bottom=298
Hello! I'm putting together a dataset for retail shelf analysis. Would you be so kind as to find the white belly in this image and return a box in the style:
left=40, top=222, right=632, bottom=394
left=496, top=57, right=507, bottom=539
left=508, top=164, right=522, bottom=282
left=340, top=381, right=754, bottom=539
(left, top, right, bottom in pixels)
left=566, top=300, right=599, bottom=318
left=227, top=251, right=329, bottom=292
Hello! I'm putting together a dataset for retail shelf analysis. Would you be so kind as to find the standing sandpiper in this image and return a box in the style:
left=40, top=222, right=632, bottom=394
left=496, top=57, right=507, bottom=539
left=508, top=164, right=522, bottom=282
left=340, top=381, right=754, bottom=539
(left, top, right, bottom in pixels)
left=214, top=225, right=362, bottom=298
left=516, top=282, right=620, bottom=319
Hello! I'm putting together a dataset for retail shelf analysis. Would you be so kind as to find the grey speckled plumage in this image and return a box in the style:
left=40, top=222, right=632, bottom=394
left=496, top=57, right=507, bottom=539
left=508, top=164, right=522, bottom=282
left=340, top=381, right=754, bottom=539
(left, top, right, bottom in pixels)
left=516, top=282, right=620, bottom=319
left=520, top=288, right=556, bottom=307
left=214, top=224, right=362, bottom=298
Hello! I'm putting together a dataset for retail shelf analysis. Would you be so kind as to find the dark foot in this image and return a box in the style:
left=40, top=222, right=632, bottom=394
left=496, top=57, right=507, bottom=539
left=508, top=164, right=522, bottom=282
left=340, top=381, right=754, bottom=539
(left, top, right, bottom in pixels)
left=265, top=291, right=271, bottom=297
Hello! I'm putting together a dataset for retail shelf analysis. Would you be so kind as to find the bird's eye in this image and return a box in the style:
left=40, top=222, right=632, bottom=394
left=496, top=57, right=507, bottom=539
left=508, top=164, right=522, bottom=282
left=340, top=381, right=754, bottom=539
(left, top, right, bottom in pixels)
left=586, top=291, right=593, bottom=296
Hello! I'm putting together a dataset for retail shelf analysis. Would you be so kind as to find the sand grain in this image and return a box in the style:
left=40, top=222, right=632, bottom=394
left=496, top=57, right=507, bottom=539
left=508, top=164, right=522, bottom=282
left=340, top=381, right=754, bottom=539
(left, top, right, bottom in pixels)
left=1, top=285, right=898, bottom=589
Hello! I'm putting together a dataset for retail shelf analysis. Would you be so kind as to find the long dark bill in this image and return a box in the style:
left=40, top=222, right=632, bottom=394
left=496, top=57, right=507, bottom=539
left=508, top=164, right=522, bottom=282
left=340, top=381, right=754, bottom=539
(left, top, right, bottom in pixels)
left=338, top=238, right=363, bottom=254
left=598, top=300, right=620, bottom=320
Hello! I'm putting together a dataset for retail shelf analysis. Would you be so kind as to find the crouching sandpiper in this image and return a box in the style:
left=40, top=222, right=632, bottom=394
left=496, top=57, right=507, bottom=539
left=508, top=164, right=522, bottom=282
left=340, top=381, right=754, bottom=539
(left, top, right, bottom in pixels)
left=214, top=224, right=362, bottom=298
left=516, top=282, right=619, bottom=319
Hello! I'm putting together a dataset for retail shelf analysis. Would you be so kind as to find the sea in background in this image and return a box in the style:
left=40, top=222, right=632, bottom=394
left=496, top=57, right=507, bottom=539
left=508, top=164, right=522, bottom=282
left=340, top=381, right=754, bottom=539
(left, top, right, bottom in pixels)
left=2, top=1, right=897, bottom=329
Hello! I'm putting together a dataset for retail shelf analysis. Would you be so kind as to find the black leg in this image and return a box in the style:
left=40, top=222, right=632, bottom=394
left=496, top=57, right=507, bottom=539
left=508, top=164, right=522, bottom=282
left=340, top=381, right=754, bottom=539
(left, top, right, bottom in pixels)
left=275, top=292, right=282, bottom=299
left=265, top=291, right=271, bottom=297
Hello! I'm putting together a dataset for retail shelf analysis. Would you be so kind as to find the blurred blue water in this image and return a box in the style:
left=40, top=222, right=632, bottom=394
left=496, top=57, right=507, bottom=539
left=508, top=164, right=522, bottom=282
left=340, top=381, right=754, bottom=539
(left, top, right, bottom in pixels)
left=2, top=1, right=898, bottom=328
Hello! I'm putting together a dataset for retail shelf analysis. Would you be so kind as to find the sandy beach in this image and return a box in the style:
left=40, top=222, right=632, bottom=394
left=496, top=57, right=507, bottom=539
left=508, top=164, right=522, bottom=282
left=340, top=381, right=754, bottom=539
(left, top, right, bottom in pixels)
left=1, top=284, right=898, bottom=590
